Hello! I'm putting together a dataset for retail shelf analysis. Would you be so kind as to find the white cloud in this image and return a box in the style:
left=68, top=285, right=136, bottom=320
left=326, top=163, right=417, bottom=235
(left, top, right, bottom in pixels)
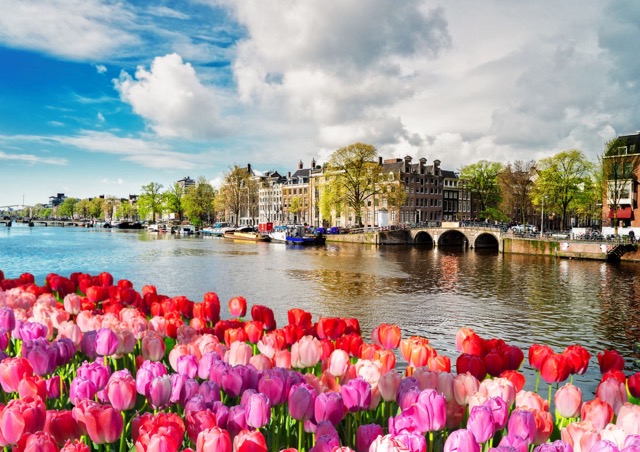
left=147, top=6, right=189, bottom=20
left=0, top=150, right=66, bottom=165
left=101, top=178, right=124, bottom=185
left=97, top=113, right=105, bottom=123
left=114, top=53, right=227, bottom=139
left=95, top=64, right=107, bottom=74
left=0, top=0, right=138, bottom=60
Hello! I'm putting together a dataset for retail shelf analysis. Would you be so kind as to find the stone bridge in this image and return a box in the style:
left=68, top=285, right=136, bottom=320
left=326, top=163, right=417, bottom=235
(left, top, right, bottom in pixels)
left=378, top=225, right=504, bottom=250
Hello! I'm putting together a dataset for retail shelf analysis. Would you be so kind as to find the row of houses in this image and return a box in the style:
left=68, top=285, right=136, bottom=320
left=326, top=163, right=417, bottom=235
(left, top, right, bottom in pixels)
left=225, top=155, right=479, bottom=229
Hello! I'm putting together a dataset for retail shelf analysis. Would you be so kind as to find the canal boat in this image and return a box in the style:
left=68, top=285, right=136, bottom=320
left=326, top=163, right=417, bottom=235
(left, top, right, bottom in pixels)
left=202, top=222, right=234, bottom=237
left=224, top=226, right=270, bottom=242
left=269, top=225, right=326, bottom=245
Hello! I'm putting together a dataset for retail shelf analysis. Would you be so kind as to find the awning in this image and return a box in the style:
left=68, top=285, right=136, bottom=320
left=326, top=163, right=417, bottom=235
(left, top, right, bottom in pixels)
left=608, top=206, right=633, bottom=219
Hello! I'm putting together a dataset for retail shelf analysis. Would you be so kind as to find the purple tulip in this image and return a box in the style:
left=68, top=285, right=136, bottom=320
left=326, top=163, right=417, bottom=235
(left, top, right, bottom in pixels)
left=444, top=429, right=480, bottom=452
left=487, top=396, right=509, bottom=430
left=341, top=377, right=372, bottom=413
left=490, top=447, right=520, bottom=452
left=211, top=401, right=230, bottom=429
left=14, top=320, right=47, bottom=340
left=170, top=374, right=199, bottom=405
left=395, top=431, right=427, bottom=452
left=136, top=360, right=167, bottom=395
left=507, top=409, right=536, bottom=445
left=311, top=434, right=341, bottom=452
left=52, top=338, right=76, bottom=366
left=357, top=424, right=383, bottom=452
left=199, top=380, right=222, bottom=406
left=221, top=368, right=244, bottom=398
left=77, top=360, right=111, bottom=391
left=69, top=375, right=97, bottom=405
left=46, top=375, right=65, bottom=399
left=146, top=374, right=172, bottom=409
left=95, top=328, right=119, bottom=357
left=226, top=404, right=248, bottom=438
left=533, top=440, right=574, bottom=451
left=240, top=388, right=258, bottom=406
left=388, top=411, right=418, bottom=435
left=0, top=308, right=15, bottom=333
left=314, top=391, right=345, bottom=426
left=185, top=394, right=207, bottom=414
left=177, top=353, right=198, bottom=379
left=208, top=359, right=229, bottom=385
left=288, top=383, right=317, bottom=421
left=245, top=391, right=271, bottom=429
left=80, top=330, right=98, bottom=360
left=0, top=333, right=7, bottom=352
left=468, top=404, right=496, bottom=444
left=259, top=369, right=287, bottom=406
left=21, top=337, right=57, bottom=376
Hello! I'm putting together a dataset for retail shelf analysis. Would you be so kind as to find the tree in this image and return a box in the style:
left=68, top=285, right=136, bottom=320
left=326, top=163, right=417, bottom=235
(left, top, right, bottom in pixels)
left=534, top=149, right=592, bottom=230
left=218, top=165, right=252, bottom=226
left=165, top=183, right=186, bottom=223
left=76, top=199, right=92, bottom=219
left=117, top=200, right=136, bottom=220
left=89, top=198, right=105, bottom=219
left=459, top=160, right=504, bottom=218
left=324, top=143, right=388, bottom=227
left=184, top=177, right=216, bottom=226
left=57, top=198, right=79, bottom=219
left=138, top=182, right=164, bottom=223
left=499, top=160, right=536, bottom=225
left=601, top=137, right=640, bottom=234
left=288, top=196, right=302, bottom=222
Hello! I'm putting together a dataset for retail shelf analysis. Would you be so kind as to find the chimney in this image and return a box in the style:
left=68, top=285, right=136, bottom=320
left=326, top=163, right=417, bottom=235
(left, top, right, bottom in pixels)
left=247, top=163, right=252, bottom=173
left=378, top=157, right=383, bottom=165
left=298, top=160, right=303, bottom=170
left=419, top=157, right=427, bottom=174
left=311, top=158, right=316, bottom=168
left=288, top=171, right=291, bottom=179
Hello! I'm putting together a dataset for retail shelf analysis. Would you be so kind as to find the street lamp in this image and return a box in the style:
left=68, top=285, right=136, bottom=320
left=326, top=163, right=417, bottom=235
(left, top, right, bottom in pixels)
left=541, top=196, right=546, bottom=236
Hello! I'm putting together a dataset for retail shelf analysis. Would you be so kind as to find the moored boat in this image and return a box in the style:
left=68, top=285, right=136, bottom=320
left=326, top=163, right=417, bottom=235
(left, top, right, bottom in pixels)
left=269, top=225, right=325, bottom=245
left=202, top=222, right=234, bottom=237
left=224, top=226, right=270, bottom=242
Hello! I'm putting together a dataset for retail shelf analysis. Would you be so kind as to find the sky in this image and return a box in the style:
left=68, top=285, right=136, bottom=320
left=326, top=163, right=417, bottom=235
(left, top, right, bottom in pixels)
left=1, top=0, right=639, bottom=208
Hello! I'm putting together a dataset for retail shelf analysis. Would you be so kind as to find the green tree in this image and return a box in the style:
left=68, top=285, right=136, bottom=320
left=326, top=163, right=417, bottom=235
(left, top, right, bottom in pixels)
left=165, top=183, right=186, bottom=223
left=499, top=160, right=536, bottom=225
left=89, top=198, right=105, bottom=219
left=117, top=200, right=136, bottom=220
left=533, top=149, right=592, bottom=230
left=184, top=177, right=216, bottom=226
left=289, top=196, right=302, bottom=221
left=324, top=142, right=388, bottom=227
left=57, top=198, right=79, bottom=219
left=459, top=160, right=504, bottom=218
left=601, top=137, right=640, bottom=233
left=76, top=199, right=92, bottom=219
left=218, top=165, right=252, bottom=226
left=138, top=182, right=164, bottom=223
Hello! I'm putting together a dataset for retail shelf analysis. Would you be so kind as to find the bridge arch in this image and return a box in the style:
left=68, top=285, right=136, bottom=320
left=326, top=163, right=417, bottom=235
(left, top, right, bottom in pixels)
left=438, top=229, right=469, bottom=247
left=413, top=231, right=434, bottom=245
left=474, top=232, right=500, bottom=248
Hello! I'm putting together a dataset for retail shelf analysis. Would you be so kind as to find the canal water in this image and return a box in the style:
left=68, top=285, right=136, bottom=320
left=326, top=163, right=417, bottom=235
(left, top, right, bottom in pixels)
left=2, top=223, right=639, bottom=395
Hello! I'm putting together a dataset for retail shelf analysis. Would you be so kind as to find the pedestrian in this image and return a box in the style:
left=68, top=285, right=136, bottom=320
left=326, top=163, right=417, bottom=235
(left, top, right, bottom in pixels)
left=629, top=230, right=635, bottom=244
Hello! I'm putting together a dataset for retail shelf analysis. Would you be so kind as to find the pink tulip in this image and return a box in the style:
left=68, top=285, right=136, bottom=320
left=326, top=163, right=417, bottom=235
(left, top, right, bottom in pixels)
left=581, top=398, right=614, bottom=431
left=16, top=431, right=59, bottom=452
left=561, top=420, right=600, bottom=452
left=146, top=374, right=172, bottom=409
left=369, top=433, right=411, bottom=452
left=341, top=377, right=372, bottom=413
left=176, top=354, right=199, bottom=379
left=245, top=392, right=271, bottom=429
left=288, top=383, right=317, bottom=421
left=69, top=375, right=97, bottom=405
left=95, top=327, right=119, bottom=357
left=357, top=424, right=383, bottom=452
left=63, top=293, right=82, bottom=315
left=0, top=356, right=34, bottom=392
left=600, top=423, right=627, bottom=449
left=328, top=349, right=350, bottom=378
left=44, top=409, right=79, bottom=446
left=226, top=341, right=252, bottom=367
left=106, top=369, right=137, bottom=411
left=452, top=372, right=480, bottom=405
left=515, top=391, right=548, bottom=412
left=60, top=439, right=90, bottom=452
left=444, top=429, right=480, bottom=452
left=554, top=383, right=582, bottom=418
left=0, top=396, right=47, bottom=446
left=196, top=426, right=231, bottom=452
left=412, top=367, right=438, bottom=390
left=478, top=377, right=516, bottom=408
left=378, top=370, right=403, bottom=402
left=467, top=404, right=496, bottom=444
left=617, top=403, right=640, bottom=435
left=507, top=409, right=537, bottom=445
left=597, top=378, right=628, bottom=414
left=315, top=391, right=345, bottom=426
left=291, top=335, right=322, bottom=369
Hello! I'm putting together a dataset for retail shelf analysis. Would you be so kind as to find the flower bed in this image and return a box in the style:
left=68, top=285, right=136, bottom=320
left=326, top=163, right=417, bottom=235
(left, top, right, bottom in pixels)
left=0, top=269, right=639, bottom=452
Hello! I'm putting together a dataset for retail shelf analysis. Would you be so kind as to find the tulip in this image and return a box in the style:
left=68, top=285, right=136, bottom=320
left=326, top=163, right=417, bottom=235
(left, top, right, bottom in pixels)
left=251, top=304, right=276, bottom=331
left=444, top=429, right=480, bottom=452
left=581, top=398, right=614, bottom=431
left=453, top=372, right=480, bottom=405
left=288, top=383, right=317, bottom=421
left=21, top=337, right=57, bottom=376
left=529, top=344, right=553, bottom=371
left=467, top=404, right=496, bottom=444
left=563, top=344, right=591, bottom=375
left=196, top=426, right=232, bottom=452
left=69, top=375, right=97, bottom=405
left=597, top=377, right=628, bottom=414
left=341, top=377, right=372, bottom=412
left=245, top=392, right=271, bottom=429
left=540, top=353, right=571, bottom=383
left=291, top=335, right=323, bottom=369
left=44, top=410, right=79, bottom=446
left=0, top=396, right=47, bottom=446
left=0, top=307, right=16, bottom=333
left=456, top=353, right=487, bottom=381
left=356, top=424, right=383, bottom=452
left=141, top=331, right=166, bottom=361
left=369, top=434, right=411, bottom=452
left=226, top=405, right=248, bottom=438
left=328, top=349, right=350, bottom=378
left=146, top=374, right=172, bottom=409
left=516, top=390, right=548, bottom=412
left=395, top=431, right=426, bottom=452
left=533, top=440, right=574, bottom=451
left=176, top=354, right=199, bottom=379
left=106, top=369, right=137, bottom=411
left=288, top=308, right=313, bottom=330
left=0, top=356, right=34, bottom=392
left=316, top=317, right=346, bottom=341
left=533, top=409, right=554, bottom=445
left=479, top=377, right=516, bottom=408
left=228, top=296, right=247, bottom=317
left=136, top=360, right=168, bottom=396
left=598, top=349, right=625, bottom=374
left=16, top=431, right=59, bottom=452
left=561, top=419, right=600, bottom=452
left=507, top=409, right=537, bottom=445
left=372, top=323, right=402, bottom=349
left=617, top=403, right=640, bottom=435
left=456, top=328, right=484, bottom=355
left=77, top=359, right=110, bottom=391
left=554, top=383, right=582, bottom=418
left=627, top=372, right=640, bottom=399
left=315, top=391, right=346, bottom=426
left=379, top=369, right=403, bottom=402
left=226, top=341, right=252, bottom=367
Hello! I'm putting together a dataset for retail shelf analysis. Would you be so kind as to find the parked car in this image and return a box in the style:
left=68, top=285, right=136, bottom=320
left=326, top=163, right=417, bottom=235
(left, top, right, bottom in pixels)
left=511, top=224, right=537, bottom=233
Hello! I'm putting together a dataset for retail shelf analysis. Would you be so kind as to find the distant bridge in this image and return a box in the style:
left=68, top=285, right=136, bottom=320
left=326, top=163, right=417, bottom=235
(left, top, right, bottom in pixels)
left=378, top=224, right=503, bottom=251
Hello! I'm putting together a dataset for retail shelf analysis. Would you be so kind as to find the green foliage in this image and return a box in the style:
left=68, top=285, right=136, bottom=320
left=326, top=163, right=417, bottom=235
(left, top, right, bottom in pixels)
left=165, top=183, right=185, bottom=223
left=218, top=165, right=255, bottom=226
left=57, top=197, right=79, bottom=219
left=459, top=160, right=504, bottom=216
left=184, top=177, right=215, bottom=225
left=138, top=182, right=164, bottom=223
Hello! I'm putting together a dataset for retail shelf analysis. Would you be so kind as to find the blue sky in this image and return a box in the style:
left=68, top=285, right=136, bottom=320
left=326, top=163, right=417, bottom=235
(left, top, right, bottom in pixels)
left=1, top=0, right=639, bottom=208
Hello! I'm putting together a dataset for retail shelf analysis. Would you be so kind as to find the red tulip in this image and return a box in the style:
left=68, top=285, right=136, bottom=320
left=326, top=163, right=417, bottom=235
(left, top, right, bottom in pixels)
left=428, top=355, right=451, bottom=373
left=228, top=296, right=247, bottom=317
left=344, top=317, right=361, bottom=335
left=483, top=351, right=507, bottom=377
left=251, top=305, right=276, bottom=331
left=316, top=317, right=346, bottom=341
left=597, top=349, right=625, bottom=374
left=233, top=429, right=267, bottom=452
left=288, top=308, right=313, bottom=330
left=0, top=356, right=34, bottom=393
left=16, top=431, right=59, bottom=452
left=223, top=327, right=248, bottom=347
left=243, top=321, right=264, bottom=343
left=563, top=344, right=591, bottom=375
left=499, top=370, right=525, bottom=392
left=72, top=399, right=124, bottom=444
left=540, top=353, right=571, bottom=383
left=528, top=344, right=553, bottom=371
left=456, top=353, right=487, bottom=381
left=0, top=396, right=47, bottom=446
left=44, top=410, right=79, bottom=446
left=456, top=328, right=485, bottom=356
left=335, top=333, right=364, bottom=357
left=627, top=371, right=640, bottom=398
